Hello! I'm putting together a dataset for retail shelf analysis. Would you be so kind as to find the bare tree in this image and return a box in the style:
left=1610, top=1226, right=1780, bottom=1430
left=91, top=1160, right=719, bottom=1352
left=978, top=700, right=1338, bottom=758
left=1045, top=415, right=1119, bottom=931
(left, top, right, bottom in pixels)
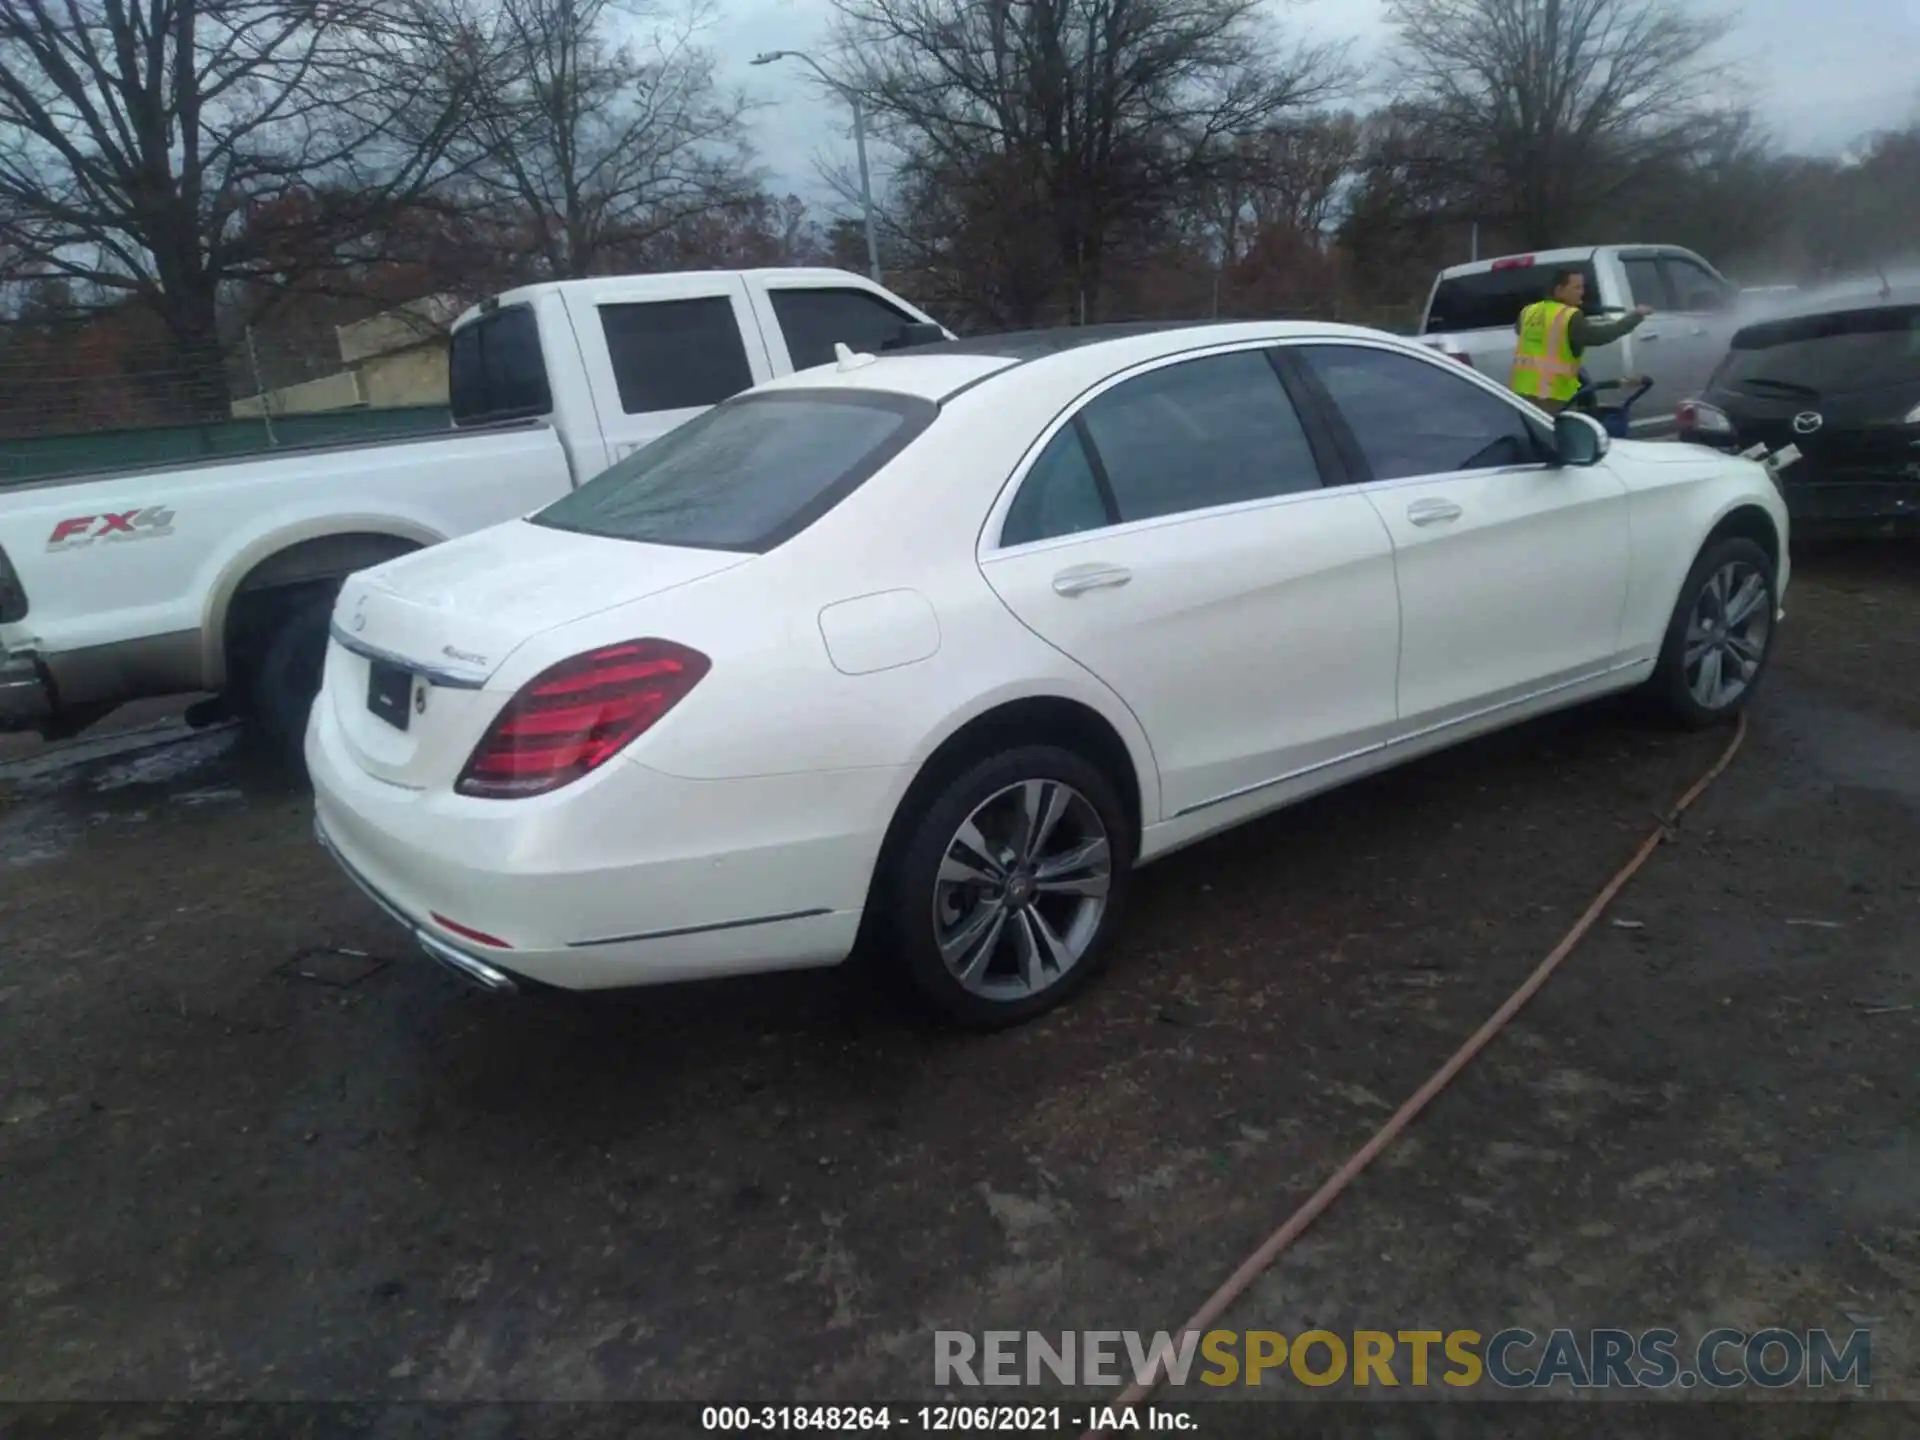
left=0, top=1, right=480, bottom=420
left=831, top=0, right=1354, bottom=327
left=1385, top=0, right=1733, bottom=246
left=450, top=0, right=755, bottom=279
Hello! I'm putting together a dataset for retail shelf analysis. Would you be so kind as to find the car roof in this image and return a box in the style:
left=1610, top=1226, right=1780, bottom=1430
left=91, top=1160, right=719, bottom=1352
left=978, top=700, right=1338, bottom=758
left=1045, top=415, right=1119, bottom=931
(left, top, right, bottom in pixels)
left=1734, top=279, right=1920, bottom=331
left=756, top=318, right=1408, bottom=403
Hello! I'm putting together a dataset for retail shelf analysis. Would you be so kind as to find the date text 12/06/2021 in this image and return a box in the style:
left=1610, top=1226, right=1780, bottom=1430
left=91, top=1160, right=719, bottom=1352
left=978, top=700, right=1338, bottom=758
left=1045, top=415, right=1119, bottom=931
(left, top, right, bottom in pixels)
left=702, top=1408, right=1185, bottom=1431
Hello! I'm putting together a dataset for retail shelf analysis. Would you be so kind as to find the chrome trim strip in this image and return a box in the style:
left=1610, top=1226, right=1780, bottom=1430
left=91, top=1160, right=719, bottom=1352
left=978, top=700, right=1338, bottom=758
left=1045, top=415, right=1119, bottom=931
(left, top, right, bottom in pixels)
left=570, top=906, right=836, bottom=949
left=1172, top=659, right=1648, bottom=820
left=416, top=930, right=519, bottom=992
left=327, top=621, right=488, bottom=690
left=314, top=817, right=520, bottom=993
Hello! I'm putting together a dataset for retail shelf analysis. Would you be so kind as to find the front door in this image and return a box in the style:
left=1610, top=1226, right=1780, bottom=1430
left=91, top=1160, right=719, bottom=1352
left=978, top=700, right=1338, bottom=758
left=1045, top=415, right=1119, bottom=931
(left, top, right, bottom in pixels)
left=1655, top=252, right=1744, bottom=409
left=1286, top=342, right=1632, bottom=730
left=978, top=346, right=1402, bottom=819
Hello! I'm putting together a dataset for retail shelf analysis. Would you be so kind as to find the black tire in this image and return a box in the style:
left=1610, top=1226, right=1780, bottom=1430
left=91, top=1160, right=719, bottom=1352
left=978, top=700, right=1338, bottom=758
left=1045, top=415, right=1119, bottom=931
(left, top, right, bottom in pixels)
left=1644, top=536, right=1777, bottom=729
left=250, top=596, right=333, bottom=777
left=871, top=744, right=1133, bottom=1030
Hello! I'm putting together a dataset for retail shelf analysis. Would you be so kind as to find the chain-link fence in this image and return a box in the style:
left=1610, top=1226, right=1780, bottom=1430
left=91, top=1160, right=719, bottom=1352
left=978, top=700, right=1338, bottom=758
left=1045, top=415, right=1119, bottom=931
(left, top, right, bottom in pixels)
left=0, top=319, right=454, bottom=485
left=0, top=267, right=1426, bottom=486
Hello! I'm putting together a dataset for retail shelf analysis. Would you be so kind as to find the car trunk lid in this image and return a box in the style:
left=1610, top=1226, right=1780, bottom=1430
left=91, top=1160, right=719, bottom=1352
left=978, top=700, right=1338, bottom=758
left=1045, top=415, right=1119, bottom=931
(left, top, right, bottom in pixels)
left=326, top=521, right=748, bottom=789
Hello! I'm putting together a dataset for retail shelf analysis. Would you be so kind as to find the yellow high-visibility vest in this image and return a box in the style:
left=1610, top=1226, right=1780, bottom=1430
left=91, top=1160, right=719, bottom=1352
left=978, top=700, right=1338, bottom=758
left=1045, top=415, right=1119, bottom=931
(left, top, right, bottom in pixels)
left=1510, top=300, right=1581, bottom=404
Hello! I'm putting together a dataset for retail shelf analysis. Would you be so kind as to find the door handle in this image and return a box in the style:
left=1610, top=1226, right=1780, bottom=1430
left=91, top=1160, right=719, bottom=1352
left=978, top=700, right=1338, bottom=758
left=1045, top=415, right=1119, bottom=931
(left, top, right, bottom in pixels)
left=1407, top=499, right=1462, bottom=526
left=1052, top=563, right=1132, bottom=596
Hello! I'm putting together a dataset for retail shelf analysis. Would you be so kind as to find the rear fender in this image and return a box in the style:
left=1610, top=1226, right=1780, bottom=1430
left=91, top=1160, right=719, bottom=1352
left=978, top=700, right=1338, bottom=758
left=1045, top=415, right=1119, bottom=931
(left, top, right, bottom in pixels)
left=202, top=518, right=445, bottom=687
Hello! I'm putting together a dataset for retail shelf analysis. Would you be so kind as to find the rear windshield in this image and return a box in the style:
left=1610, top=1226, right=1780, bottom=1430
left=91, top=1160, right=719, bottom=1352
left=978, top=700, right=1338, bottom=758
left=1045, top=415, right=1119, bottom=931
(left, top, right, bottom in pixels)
left=1718, top=305, right=1920, bottom=396
left=1424, top=261, right=1600, bottom=334
left=531, top=389, right=937, bottom=552
left=449, top=306, right=552, bottom=425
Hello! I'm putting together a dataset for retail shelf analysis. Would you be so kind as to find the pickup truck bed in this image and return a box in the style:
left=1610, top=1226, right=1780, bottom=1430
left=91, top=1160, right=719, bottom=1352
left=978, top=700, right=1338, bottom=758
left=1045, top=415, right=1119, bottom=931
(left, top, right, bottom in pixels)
left=1418, top=244, right=1749, bottom=436
left=1, top=265, right=947, bottom=764
left=1, top=419, right=569, bottom=740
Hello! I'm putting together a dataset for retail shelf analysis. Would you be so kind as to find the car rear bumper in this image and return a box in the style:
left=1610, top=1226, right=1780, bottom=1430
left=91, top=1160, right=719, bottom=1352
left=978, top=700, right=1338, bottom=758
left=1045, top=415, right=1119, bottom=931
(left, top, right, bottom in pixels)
left=306, top=698, right=899, bottom=992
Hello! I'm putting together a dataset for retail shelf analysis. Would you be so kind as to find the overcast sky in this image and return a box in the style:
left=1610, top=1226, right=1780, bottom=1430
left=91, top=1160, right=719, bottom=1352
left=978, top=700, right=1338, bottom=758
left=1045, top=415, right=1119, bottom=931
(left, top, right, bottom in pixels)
left=706, top=0, right=1920, bottom=213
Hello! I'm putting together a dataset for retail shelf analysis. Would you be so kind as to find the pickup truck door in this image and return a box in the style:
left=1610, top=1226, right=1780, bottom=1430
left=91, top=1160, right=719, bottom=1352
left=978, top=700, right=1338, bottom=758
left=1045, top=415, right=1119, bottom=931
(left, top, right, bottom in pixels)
left=1616, top=252, right=1683, bottom=425
left=1654, top=252, right=1743, bottom=403
left=743, top=277, right=939, bottom=373
left=560, top=275, right=776, bottom=470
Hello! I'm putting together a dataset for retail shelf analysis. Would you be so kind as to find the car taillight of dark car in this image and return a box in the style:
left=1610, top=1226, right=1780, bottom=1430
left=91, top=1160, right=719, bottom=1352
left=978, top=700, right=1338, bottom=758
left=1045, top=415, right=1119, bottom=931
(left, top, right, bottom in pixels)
left=455, top=639, right=711, bottom=799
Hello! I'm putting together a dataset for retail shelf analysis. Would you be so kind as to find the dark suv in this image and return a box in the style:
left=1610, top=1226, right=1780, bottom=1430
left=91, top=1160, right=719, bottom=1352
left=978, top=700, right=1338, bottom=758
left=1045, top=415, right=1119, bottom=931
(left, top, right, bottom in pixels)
left=1676, top=283, right=1920, bottom=531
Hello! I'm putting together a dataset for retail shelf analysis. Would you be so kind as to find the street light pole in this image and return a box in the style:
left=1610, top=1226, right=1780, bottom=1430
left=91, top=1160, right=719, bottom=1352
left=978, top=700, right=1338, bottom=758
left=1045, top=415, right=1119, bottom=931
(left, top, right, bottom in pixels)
left=752, top=50, right=882, bottom=285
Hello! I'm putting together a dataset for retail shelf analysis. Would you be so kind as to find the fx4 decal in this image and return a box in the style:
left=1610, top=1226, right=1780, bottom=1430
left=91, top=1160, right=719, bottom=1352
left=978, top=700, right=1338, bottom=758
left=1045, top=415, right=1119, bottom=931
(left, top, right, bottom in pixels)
left=46, top=506, right=176, bottom=552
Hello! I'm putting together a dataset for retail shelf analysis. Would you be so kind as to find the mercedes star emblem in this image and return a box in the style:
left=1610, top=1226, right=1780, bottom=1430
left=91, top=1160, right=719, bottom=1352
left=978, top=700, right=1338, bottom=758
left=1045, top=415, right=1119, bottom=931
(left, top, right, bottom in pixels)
left=1792, top=411, right=1823, bottom=435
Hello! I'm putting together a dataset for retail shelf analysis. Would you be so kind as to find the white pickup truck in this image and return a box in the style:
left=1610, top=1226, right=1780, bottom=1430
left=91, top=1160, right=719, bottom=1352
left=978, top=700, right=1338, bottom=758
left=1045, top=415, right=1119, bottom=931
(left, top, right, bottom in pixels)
left=1418, top=244, right=1750, bottom=435
left=0, top=267, right=946, bottom=762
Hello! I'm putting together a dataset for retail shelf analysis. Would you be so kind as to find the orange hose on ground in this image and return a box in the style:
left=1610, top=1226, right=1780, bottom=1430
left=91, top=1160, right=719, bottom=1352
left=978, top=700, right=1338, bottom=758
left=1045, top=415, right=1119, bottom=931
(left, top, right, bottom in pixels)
left=1083, top=711, right=1748, bottom=1433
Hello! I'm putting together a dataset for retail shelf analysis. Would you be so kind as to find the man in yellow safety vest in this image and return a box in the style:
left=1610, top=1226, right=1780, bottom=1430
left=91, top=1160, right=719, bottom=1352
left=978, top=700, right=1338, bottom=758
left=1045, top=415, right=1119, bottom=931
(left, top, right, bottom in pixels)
left=1510, top=268, right=1653, bottom=412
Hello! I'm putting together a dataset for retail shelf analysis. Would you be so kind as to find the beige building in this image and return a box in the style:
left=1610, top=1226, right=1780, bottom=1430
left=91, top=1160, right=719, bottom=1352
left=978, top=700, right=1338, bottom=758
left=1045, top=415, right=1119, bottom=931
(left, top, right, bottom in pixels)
left=233, top=294, right=461, bottom=418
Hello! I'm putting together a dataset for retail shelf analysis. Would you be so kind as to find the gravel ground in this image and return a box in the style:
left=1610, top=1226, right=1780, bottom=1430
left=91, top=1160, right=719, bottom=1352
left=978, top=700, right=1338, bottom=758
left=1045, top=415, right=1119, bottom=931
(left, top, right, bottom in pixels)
left=1, top=544, right=1915, bottom=1428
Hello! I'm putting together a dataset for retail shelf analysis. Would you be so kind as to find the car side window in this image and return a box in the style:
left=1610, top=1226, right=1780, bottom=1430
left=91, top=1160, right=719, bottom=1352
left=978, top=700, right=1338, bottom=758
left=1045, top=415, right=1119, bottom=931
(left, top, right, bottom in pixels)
left=1297, top=344, right=1548, bottom=481
left=1661, top=257, right=1734, bottom=313
left=1000, top=424, right=1113, bottom=546
left=1075, top=350, right=1324, bottom=523
left=599, top=297, right=755, bottom=414
left=769, top=288, right=917, bottom=370
left=1622, top=258, right=1670, bottom=309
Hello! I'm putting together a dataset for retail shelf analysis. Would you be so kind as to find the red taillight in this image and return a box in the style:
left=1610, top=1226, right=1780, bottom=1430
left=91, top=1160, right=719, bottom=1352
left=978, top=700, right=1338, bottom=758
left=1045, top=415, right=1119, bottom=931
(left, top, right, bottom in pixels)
left=455, top=638, right=711, bottom=799
left=1676, top=401, right=1698, bottom=429
left=1491, top=255, right=1535, bottom=271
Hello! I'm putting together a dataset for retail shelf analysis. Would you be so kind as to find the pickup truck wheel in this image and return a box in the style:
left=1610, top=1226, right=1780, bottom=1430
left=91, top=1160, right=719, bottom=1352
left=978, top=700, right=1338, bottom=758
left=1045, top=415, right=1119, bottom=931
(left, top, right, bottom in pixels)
left=1645, top=537, right=1777, bottom=728
left=251, top=597, right=332, bottom=777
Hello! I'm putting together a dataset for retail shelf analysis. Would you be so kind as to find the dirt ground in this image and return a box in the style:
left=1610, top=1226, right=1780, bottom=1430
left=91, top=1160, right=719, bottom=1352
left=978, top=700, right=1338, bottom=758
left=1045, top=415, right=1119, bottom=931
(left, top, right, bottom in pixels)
left=2, top=544, right=1916, bottom=1427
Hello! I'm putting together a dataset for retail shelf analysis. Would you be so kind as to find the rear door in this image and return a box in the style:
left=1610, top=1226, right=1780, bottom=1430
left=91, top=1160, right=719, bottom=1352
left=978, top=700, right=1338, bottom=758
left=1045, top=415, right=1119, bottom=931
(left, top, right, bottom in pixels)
left=562, top=276, right=775, bottom=465
left=978, top=344, right=1401, bottom=820
left=1284, top=341, right=1632, bottom=731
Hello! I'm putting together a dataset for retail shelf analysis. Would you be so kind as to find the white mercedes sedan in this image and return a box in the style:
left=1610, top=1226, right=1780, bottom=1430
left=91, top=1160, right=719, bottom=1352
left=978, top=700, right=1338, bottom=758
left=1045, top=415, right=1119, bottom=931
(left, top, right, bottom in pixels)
left=309, top=320, right=1789, bottom=1027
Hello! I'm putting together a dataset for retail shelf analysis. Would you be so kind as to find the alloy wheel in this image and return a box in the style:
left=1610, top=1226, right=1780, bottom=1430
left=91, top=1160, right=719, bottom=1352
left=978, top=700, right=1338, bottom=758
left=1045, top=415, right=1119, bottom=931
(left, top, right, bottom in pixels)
left=931, top=779, right=1113, bottom=1001
left=1684, top=559, right=1772, bottom=710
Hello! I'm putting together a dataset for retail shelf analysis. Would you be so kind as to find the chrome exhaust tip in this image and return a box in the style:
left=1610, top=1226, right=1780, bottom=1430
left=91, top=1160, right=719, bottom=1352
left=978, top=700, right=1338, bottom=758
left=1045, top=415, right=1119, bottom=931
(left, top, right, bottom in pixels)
left=416, top=929, right=520, bottom=993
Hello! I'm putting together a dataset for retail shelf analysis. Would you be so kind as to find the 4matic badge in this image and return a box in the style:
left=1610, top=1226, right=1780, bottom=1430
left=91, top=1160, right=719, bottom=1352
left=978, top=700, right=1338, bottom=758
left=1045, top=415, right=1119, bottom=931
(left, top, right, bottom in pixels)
left=46, top=506, right=176, bottom=551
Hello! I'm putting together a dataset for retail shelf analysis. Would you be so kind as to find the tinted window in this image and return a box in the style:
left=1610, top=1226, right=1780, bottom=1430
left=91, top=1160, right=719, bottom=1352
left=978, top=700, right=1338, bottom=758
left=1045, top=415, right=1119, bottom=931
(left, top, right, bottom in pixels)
left=1424, top=262, right=1600, bottom=333
left=1622, top=258, right=1669, bottom=309
left=771, top=288, right=917, bottom=370
left=1001, top=425, right=1113, bottom=546
left=1662, top=258, right=1733, bottom=312
left=448, top=307, right=552, bottom=425
left=1720, top=305, right=1920, bottom=396
left=600, top=298, right=754, bottom=414
left=1076, top=350, right=1322, bottom=523
left=531, top=390, right=933, bottom=552
left=1300, top=345, right=1547, bottom=480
